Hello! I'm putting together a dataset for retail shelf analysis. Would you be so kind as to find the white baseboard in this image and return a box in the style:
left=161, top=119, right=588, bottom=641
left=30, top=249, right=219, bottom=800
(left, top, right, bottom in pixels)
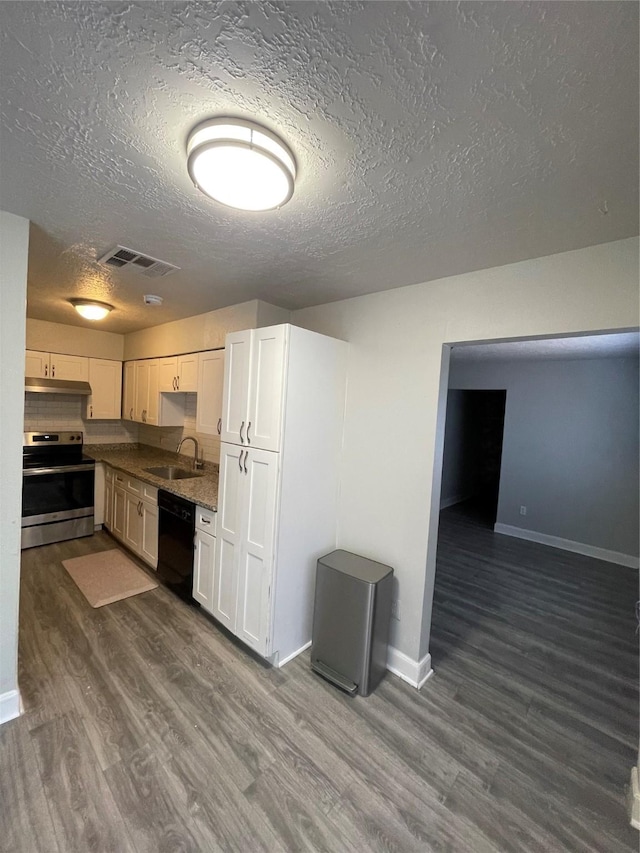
left=440, top=493, right=471, bottom=510
left=494, top=523, right=639, bottom=569
left=0, top=689, right=21, bottom=725
left=275, top=640, right=312, bottom=669
left=387, top=646, right=433, bottom=689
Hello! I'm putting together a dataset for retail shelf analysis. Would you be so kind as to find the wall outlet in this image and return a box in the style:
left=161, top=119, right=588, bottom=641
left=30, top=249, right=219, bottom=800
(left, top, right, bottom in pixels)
left=391, top=599, right=400, bottom=621
left=520, top=505, right=527, bottom=516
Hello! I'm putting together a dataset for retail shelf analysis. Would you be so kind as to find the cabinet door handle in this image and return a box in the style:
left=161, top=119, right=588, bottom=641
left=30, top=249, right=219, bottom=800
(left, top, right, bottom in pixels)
left=44, top=364, right=48, bottom=377
left=139, top=501, right=143, bottom=516
left=246, top=421, right=251, bottom=444
left=238, top=450, right=244, bottom=471
left=90, top=405, right=93, bottom=418
left=244, top=450, right=248, bottom=474
left=130, top=407, right=133, bottom=420
left=51, top=364, right=55, bottom=377
left=176, top=376, right=180, bottom=390
left=200, top=516, right=210, bottom=525
left=239, top=421, right=245, bottom=443
left=217, top=418, right=221, bottom=435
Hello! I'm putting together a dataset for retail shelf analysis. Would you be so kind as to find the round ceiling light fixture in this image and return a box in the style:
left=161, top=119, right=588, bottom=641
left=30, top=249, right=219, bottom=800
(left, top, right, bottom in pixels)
left=186, top=117, right=296, bottom=211
left=69, top=298, right=114, bottom=321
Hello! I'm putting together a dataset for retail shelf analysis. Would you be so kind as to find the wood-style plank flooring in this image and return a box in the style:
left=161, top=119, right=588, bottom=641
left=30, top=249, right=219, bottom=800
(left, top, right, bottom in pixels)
left=2, top=510, right=638, bottom=852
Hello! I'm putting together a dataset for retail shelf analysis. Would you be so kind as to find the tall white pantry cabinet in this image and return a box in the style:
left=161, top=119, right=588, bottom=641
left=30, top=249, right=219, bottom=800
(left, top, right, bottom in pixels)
left=214, top=324, right=347, bottom=667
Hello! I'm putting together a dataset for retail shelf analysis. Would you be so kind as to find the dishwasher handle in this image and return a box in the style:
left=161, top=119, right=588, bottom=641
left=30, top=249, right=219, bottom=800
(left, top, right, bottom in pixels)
left=157, top=489, right=195, bottom=524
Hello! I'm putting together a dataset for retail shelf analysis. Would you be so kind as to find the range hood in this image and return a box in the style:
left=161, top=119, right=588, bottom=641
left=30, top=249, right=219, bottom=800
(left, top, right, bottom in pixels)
left=25, top=377, right=92, bottom=396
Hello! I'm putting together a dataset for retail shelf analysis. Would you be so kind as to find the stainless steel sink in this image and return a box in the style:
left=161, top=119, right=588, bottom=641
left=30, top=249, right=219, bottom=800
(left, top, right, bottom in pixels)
left=143, top=466, right=202, bottom=480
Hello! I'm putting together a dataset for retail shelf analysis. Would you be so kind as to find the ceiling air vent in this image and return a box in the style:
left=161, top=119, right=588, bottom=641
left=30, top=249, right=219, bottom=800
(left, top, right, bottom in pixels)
left=97, top=245, right=180, bottom=278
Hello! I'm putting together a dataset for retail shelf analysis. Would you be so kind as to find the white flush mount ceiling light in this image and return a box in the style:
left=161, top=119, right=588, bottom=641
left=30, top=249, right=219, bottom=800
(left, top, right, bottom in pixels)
left=69, top=298, right=113, bottom=321
left=186, top=117, right=296, bottom=211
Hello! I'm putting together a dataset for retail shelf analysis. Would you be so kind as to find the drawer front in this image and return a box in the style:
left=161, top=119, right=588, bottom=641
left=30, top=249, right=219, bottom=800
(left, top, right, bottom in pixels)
left=126, top=477, right=143, bottom=496
left=195, top=505, right=217, bottom=536
left=113, top=471, right=127, bottom=489
left=142, top=484, right=157, bottom=503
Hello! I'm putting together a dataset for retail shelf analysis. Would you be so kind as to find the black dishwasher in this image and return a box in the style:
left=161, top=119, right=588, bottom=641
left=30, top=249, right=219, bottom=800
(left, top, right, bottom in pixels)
left=157, top=490, right=198, bottom=604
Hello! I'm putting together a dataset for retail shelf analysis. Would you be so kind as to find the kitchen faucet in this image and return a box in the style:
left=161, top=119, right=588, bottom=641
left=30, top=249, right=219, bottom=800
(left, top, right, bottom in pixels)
left=177, top=436, right=204, bottom=470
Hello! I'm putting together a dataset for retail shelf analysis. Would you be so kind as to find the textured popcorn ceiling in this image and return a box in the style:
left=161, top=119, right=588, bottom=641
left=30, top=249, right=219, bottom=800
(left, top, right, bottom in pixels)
left=450, top=331, right=640, bottom=362
left=1, top=1, right=638, bottom=333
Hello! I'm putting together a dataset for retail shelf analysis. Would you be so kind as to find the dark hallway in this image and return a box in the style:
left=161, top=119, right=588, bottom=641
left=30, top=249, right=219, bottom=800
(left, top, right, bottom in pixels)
left=440, top=389, right=506, bottom=528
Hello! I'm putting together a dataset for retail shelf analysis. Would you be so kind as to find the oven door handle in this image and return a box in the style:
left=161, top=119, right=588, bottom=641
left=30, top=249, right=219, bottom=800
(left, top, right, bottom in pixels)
left=23, top=463, right=95, bottom=477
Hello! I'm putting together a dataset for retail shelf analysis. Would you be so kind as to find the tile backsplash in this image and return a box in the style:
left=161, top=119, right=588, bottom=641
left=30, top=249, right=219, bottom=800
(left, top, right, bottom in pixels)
left=24, top=392, right=220, bottom=460
left=24, top=393, right=139, bottom=444
left=137, top=393, right=221, bottom=464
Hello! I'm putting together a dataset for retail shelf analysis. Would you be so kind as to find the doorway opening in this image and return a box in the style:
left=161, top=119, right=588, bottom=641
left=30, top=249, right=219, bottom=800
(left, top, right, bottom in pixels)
left=440, top=389, right=506, bottom=529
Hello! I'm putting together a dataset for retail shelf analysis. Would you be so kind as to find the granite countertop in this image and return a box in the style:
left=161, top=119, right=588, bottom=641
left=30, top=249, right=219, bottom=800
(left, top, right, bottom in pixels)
left=85, top=443, right=219, bottom=511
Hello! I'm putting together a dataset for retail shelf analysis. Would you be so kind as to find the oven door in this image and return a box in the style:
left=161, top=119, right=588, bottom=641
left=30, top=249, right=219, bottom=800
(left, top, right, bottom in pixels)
left=22, top=463, right=95, bottom=527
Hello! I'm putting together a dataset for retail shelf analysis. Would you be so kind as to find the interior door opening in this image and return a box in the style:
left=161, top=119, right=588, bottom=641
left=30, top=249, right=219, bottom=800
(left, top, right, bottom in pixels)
left=440, top=388, right=506, bottom=528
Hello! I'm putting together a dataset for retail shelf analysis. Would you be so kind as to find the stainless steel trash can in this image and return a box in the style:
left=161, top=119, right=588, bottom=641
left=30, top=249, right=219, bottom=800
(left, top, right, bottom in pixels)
left=310, top=549, right=393, bottom=697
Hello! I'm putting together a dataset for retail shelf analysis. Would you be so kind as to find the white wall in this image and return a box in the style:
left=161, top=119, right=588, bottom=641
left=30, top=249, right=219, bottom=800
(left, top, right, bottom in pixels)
left=449, top=356, right=639, bottom=559
left=123, top=299, right=286, bottom=360
left=292, top=237, right=640, bottom=668
left=26, top=317, right=124, bottom=360
left=0, top=211, right=29, bottom=723
left=256, top=301, right=291, bottom=328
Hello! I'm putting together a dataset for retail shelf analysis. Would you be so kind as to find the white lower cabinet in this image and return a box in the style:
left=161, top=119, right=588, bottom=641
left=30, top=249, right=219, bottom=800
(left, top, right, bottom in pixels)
left=193, top=506, right=217, bottom=611
left=112, top=478, right=126, bottom=540
left=105, top=466, right=158, bottom=569
left=104, top=466, right=114, bottom=530
left=124, top=491, right=142, bottom=553
left=215, top=444, right=278, bottom=657
left=140, top=501, right=158, bottom=567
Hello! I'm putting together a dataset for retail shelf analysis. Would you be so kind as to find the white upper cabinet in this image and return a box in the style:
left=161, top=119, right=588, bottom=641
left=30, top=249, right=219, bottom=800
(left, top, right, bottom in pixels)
left=134, top=358, right=161, bottom=424
left=25, top=350, right=88, bottom=381
left=85, top=359, right=122, bottom=420
left=123, top=361, right=136, bottom=421
left=158, top=354, right=198, bottom=392
left=221, top=333, right=251, bottom=446
left=158, top=357, right=178, bottom=392
left=127, top=358, right=185, bottom=427
left=221, top=326, right=286, bottom=451
left=247, top=326, right=286, bottom=452
left=177, top=354, right=198, bottom=391
left=196, top=350, right=225, bottom=436
left=53, top=353, right=89, bottom=381
left=25, top=350, right=50, bottom=378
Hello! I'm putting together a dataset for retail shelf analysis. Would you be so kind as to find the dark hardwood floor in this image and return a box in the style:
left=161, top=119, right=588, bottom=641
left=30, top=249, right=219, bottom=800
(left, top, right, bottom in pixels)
left=2, top=511, right=638, bottom=852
